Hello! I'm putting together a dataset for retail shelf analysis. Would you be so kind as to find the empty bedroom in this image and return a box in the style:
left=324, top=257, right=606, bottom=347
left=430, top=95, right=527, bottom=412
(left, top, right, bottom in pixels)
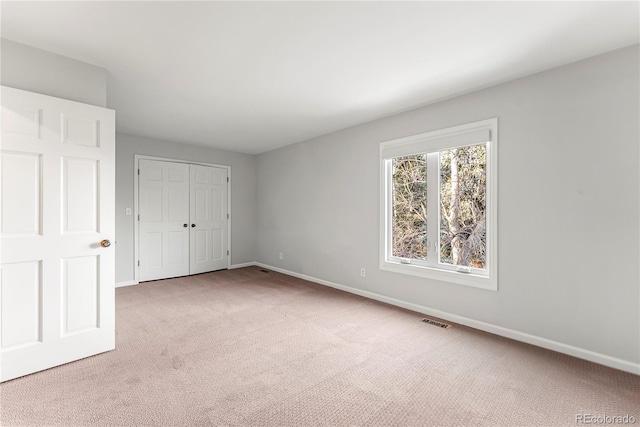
left=0, top=1, right=638, bottom=426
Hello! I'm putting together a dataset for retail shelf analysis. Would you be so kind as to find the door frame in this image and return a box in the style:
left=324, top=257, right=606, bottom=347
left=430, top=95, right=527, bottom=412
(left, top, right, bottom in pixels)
left=133, top=154, right=231, bottom=284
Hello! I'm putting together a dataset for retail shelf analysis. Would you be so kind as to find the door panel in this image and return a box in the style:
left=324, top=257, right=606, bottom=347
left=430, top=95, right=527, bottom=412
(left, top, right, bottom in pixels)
left=62, top=255, right=99, bottom=335
left=168, top=187, right=185, bottom=221
left=138, top=160, right=189, bottom=281
left=189, top=164, right=228, bottom=274
left=1, top=105, right=41, bottom=138
left=194, top=229, right=208, bottom=262
left=167, top=231, right=187, bottom=265
left=0, top=86, right=115, bottom=382
left=146, top=187, right=163, bottom=222
left=1, top=151, right=41, bottom=236
left=146, top=232, right=163, bottom=267
left=212, top=229, right=224, bottom=260
left=62, top=157, right=99, bottom=233
left=62, top=115, right=99, bottom=147
left=0, top=261, right=42, bottom=349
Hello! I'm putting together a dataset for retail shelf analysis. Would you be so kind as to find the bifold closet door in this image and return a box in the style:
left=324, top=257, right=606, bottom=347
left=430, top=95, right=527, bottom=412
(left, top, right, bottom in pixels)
left=138, top=160, right=228, bottom=282
left=138, top=160, right=190, bottom=282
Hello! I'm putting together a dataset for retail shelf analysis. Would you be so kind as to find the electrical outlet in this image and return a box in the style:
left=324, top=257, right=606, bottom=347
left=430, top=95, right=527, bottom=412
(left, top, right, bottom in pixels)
left=279, top=252, right=284, bottom=260
left=360, top=268, right=365, bottom=277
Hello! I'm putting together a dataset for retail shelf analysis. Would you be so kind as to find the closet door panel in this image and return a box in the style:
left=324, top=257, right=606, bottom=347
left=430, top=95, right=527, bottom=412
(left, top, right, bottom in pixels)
left=138, top=160, right=189, bottom=281
left=189, top=164, right=228, bottom=274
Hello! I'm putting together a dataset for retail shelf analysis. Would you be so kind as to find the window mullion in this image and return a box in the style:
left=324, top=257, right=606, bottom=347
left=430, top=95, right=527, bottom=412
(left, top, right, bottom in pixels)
left=426, top=152, right=439, bottom=267
left=384, top=159, right=394, bottom=261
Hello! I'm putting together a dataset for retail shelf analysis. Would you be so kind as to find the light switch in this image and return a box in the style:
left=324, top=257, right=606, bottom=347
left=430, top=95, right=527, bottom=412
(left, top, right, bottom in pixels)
left=125, top=208, right=132, bottom=216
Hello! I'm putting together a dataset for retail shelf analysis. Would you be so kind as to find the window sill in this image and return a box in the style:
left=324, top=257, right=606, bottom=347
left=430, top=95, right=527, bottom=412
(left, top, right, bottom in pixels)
left=380, top=260, right=497, bottom=291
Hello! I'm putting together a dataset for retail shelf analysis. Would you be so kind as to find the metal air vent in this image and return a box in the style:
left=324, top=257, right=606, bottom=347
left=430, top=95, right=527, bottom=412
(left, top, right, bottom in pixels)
left=421, top=318, right=451, bottom=329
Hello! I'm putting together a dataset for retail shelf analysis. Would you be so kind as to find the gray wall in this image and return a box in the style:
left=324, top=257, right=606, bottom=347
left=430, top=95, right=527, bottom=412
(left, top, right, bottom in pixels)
left=115, top=133, right=256, bottom=284
left=256, top=46, right=640, bottom=365
left=1, top=39, right=107, bottom=107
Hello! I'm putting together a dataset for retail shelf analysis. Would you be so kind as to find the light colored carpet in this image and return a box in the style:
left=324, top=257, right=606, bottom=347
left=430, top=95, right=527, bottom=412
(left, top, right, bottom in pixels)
left=1, top=266, right=638, bottom=426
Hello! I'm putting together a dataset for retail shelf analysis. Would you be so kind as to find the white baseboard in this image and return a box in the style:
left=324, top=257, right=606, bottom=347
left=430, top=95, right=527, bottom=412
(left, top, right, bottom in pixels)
left=115, top=280, right=138, bottom=288
left=229, top=262, right=256, bottom=269
left=255, top=263, right=640, bottom=375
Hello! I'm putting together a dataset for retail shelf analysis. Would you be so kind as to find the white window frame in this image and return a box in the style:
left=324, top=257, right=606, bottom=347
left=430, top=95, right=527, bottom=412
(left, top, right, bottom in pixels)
left=379, top=118, right=498, bottom=291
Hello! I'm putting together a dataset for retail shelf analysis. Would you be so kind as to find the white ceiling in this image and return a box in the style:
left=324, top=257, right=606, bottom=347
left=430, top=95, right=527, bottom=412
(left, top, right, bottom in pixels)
left=2, top=1, right=638, bottom=154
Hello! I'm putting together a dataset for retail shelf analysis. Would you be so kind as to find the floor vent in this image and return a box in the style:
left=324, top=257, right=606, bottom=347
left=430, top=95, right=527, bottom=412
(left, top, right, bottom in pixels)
left=260, top=269, right=270, bottom=273
left=421, top=318, right=451, bottom=329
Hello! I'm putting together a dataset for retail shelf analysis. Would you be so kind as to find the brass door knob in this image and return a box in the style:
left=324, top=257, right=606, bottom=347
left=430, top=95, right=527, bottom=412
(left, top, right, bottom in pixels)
left=100, top=239, right=111, bottom=247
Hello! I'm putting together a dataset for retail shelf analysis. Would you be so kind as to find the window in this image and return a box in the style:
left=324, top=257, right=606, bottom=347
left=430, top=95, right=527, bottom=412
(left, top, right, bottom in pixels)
left=379, top=118, right=497, bottom=290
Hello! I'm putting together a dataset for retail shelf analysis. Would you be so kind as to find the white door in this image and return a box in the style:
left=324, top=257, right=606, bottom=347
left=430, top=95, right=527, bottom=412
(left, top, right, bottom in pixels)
left=138, top=160, right=190, bottom=282
left=0, top=86, right=115, bottom=382
left=190, top=164, right=228, bottom=274
left=138, top=160, right=229, bottom=281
